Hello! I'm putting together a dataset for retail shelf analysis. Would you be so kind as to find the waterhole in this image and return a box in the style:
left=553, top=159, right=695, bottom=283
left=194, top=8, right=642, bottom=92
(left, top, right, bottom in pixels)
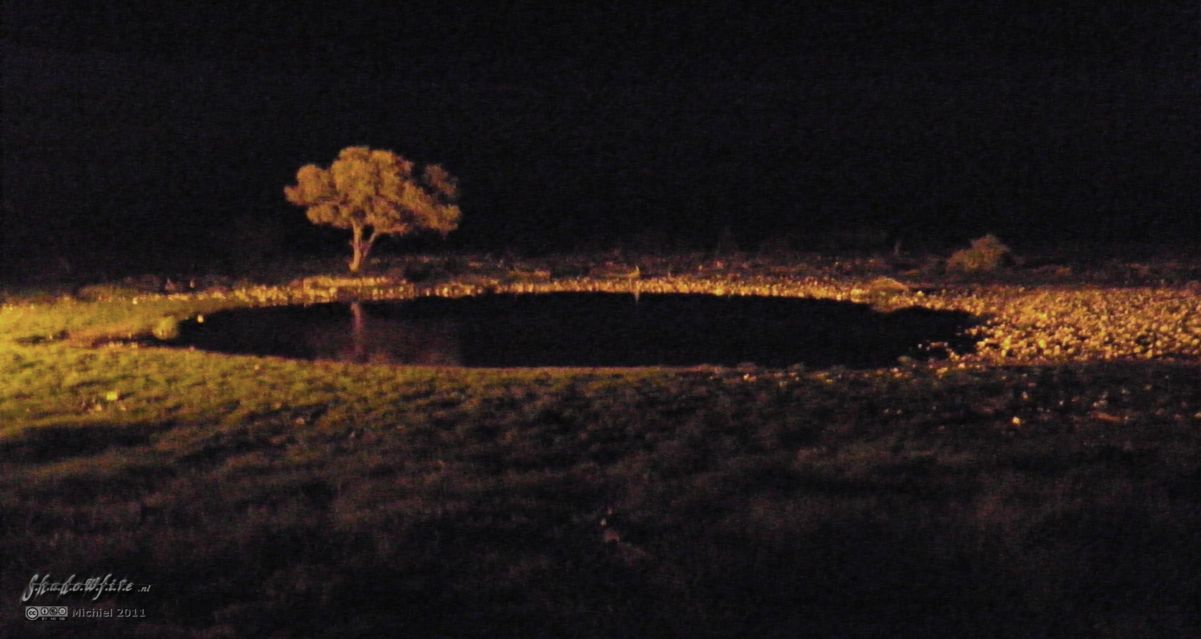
left=167, top=293, right=976, bottom=368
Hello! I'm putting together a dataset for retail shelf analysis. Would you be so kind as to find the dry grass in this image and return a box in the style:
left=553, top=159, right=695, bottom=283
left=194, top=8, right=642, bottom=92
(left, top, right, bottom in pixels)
left=2, top=252, right=1200, bottom=637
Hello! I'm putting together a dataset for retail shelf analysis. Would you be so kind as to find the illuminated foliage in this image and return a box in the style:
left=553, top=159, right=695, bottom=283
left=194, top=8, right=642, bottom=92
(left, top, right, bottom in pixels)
left=285, top=147, right=462, bottom=273
left=947, top=234, right=1013, bottom=274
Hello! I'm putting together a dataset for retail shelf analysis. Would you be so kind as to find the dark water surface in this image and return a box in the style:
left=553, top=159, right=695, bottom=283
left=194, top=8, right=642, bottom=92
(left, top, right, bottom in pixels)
left=169, top=293, right=977, bottom=368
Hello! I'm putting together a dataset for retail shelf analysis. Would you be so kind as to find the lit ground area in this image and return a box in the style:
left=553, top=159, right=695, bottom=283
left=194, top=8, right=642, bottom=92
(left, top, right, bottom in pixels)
left=2, top=253, right=1200, bottom=638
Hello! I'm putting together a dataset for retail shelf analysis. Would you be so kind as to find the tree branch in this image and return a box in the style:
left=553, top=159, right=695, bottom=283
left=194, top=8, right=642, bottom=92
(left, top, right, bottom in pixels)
left=364, top=227, right=382, bottom=251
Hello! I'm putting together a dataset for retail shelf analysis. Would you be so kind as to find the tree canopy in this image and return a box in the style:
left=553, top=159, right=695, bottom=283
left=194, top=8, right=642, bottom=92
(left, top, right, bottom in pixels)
left=285, top=147, right=461, bottom=272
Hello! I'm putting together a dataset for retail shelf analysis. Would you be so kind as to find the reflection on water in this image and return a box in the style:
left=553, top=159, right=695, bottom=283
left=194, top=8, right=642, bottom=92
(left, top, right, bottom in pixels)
left=307, top=302, right=463, bottom=365
left=170, top=293, right=977, bottom=368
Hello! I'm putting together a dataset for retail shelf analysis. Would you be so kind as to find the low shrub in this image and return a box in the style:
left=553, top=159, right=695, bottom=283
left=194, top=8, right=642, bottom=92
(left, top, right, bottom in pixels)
left=947, top=234, right=1014, bottom=274
left=863, top=276, right=911, bottom=294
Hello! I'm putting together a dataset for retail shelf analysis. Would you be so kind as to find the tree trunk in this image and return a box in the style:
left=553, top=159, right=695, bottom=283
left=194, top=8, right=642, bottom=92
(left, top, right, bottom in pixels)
left=347, top=225, right=383, bottom=274
left=348, top=224, right=365, bottom=273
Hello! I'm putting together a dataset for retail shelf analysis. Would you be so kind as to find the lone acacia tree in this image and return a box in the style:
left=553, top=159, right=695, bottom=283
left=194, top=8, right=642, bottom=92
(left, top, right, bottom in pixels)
left=284, top=146, right=462, bottom=273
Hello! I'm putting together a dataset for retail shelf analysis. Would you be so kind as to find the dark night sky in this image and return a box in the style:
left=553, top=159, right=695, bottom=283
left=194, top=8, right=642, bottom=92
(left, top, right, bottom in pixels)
left=3, top=2, right=1199, bottom=274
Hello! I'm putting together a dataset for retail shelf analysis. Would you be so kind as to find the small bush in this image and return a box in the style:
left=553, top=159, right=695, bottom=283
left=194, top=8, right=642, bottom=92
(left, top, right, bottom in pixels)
left=947, top=234, right=1013, bottom=274
left=864, top=276, right=911, bottom=294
